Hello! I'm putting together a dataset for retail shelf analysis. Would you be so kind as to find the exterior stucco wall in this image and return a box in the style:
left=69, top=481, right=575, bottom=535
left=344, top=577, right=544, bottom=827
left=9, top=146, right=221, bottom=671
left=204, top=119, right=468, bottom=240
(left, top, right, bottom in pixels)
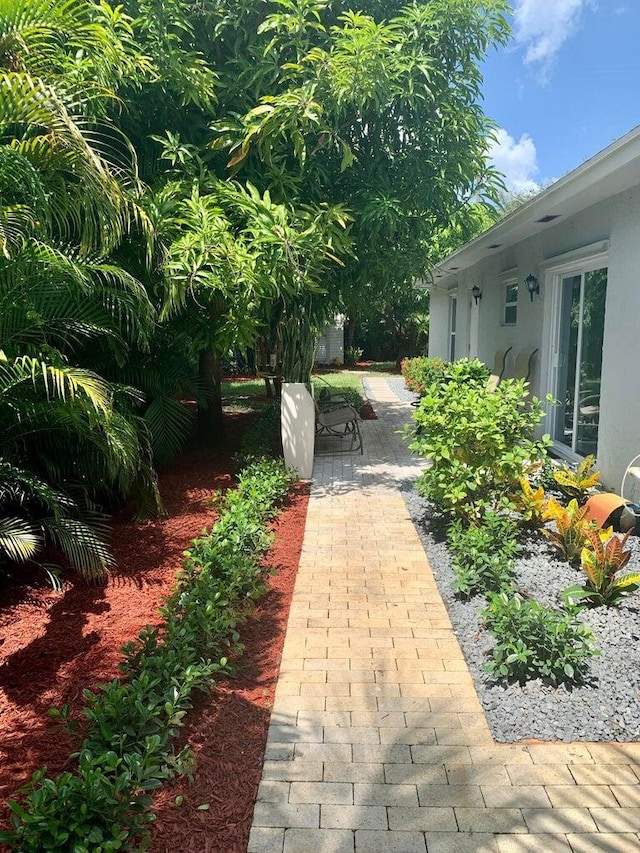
left=315, top=319, right=345, bottom=364
left=597, top=188, right=640, bottom=493
left=428, top=184, right=640, bottom=490
left=428, top=287, right=452, bottom=358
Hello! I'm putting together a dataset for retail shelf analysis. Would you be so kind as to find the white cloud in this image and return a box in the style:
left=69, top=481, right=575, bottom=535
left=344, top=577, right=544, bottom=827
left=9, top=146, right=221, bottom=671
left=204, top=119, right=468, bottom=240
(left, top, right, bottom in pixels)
left=513, top=0, right=591, bottom=77
left=488, top=128, right=539, bottom=193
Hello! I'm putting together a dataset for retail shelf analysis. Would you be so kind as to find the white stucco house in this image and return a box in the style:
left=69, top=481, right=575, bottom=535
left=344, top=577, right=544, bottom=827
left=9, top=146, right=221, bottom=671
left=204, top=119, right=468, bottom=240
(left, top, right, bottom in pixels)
left=424, top=125, right=640, bottom=496
left=315, top=316, right=345, bottom=365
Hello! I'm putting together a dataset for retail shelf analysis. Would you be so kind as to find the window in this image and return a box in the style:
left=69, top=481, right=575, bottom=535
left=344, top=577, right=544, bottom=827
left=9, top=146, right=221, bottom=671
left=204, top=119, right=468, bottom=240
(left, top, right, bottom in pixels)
left=503, top=281, right=518, bottom=325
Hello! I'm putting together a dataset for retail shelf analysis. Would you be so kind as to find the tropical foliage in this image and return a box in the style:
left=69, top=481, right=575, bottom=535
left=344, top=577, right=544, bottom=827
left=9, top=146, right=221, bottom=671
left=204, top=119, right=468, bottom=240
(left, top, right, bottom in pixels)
left=401, top=356, right=448, bottom=395
left=0, top=0, right=512, bottom=583
left=542, top=498, right=601, bottom=565
left=564, top=529, right=640, bottom=607
left=409, top=363, right=550, bottom=519
left=553, top=454, right=601, bottom=504
left=0, top=457, right=296, bottom=850
left=0, top=0, right=162, bottom=581
left=482, top=591, right=598, bottom=685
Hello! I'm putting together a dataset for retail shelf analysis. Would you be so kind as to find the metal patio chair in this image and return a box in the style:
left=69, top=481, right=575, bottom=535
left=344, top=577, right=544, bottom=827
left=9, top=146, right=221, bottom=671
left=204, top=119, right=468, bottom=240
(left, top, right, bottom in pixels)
left=314, top=399, right=363, bottom=454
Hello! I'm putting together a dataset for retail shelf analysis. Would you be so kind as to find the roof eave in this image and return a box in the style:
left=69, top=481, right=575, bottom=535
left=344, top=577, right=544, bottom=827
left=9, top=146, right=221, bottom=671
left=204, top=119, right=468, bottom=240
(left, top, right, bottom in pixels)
left=428, top=124, right=640, bottom=289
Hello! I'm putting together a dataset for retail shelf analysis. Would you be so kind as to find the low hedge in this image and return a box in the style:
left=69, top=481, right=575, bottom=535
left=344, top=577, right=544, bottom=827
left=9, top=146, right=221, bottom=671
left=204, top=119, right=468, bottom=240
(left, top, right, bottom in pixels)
left=400, top=356, right=447, bottom=395
left=1, top=457, right=297, bottom=853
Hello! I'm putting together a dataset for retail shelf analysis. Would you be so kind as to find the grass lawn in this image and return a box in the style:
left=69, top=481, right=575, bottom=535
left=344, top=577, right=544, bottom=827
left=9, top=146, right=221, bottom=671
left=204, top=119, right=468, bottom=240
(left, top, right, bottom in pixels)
left=312, top=370, right=366, bottom=399
left=221, top=363, right=394, bottom=411
left=221, top=378, right=265, bottom=399
left=221, top=377, right=271, bottom=413
left=353, top=360, right=399, bottom=373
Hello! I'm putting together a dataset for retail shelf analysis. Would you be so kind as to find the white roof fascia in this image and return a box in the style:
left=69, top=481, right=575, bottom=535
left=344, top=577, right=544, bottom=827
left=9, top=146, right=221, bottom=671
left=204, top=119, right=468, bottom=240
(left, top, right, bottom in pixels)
left=428, top=124, right=640, bottom=290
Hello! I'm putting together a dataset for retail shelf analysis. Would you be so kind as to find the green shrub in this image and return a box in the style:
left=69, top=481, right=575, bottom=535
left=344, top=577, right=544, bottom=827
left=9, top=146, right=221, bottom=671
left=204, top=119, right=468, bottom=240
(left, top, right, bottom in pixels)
left=437, top=357, right=490, bottom=387
left=337, top=386, right=364, bottom=411
left=235, top=401, right=281, bottom=464
left=316, top=385, right=364, bottom=413
left=536, top=456, right=563, bottom=493
left=344, top=346, right=364, bottom=365
left=402, top=356, right=489, bottom=395
left=0, top=458, right=296, bottom=852
left=410, top=371, right=550, bottom=520
left=482, top=592, right=598, bottom=685
left=448, top=512, right=519, bottom=597
left=2, top=751, right=160, bottom=852
left=400, top=356, right=447, bottom=395
left=313, top=375, right=365, bottom=415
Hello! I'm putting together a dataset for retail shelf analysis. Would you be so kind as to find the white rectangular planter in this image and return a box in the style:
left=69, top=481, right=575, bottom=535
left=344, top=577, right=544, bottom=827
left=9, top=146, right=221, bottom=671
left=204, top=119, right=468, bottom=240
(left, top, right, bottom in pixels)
left=281, top=382, right=315, bottom=479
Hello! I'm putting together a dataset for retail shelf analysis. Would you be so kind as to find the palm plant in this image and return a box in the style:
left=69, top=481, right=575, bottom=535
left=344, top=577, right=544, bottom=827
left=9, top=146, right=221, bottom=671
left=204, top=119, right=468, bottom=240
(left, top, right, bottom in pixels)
left=0, top=357, right=124, bottom=583
left=0, top=0, right=165, bottom=583
left=108, top=326, right=204, bottom=464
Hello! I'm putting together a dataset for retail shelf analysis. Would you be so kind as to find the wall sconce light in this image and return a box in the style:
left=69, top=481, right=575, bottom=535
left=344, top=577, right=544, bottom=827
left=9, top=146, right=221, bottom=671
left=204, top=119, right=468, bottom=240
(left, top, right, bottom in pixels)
left=524, top=273, right=540, bottom=302
left=471, top=284, right=482, bottom=305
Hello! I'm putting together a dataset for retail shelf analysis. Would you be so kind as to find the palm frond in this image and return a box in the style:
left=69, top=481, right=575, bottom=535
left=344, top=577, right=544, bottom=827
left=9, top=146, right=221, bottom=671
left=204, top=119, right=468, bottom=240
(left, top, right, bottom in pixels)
left=0, top=515, right=41, bottom=562
left=143, top=396, right=195, bottom=463
left=0, top=355, right=112, bottom=414
left=1, top=73, right=138, bottom=253
left=0, top=460, right=72, bottom=516
left=40, top=513, right=114, bottom=580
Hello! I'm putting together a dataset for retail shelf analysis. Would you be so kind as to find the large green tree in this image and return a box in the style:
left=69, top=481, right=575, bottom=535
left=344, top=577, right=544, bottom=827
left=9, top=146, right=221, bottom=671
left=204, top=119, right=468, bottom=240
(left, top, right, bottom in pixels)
left=208, top=0, right=510, bottom=334
left=115, top=0, right=510, bottom=421
left=0, top=0, right=513, bottom=581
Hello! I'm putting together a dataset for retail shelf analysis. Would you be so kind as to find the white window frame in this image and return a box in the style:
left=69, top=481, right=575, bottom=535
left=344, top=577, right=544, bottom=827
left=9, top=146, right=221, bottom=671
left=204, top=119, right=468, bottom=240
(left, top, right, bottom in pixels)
left=502, top=276, right=518, bottom=326
left=543, top=243, right=609, bottom=455
left=500, top=267, right=520, bottom=328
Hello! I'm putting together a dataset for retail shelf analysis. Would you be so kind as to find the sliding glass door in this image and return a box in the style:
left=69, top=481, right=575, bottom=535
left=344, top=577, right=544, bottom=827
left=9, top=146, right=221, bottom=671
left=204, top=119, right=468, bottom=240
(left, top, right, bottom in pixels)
left=554, top=267, right=607, bottom=455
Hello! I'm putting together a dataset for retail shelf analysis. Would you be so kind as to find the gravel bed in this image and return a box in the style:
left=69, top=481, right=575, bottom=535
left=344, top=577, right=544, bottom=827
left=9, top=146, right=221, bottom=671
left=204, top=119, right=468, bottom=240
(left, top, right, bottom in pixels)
left=402, top=487, right=640, bottom=743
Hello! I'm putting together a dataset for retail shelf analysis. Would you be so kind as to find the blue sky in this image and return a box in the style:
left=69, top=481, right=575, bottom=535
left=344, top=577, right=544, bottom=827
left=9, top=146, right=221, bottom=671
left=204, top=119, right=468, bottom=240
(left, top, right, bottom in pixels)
left=483, top=1, right=640, bottom=193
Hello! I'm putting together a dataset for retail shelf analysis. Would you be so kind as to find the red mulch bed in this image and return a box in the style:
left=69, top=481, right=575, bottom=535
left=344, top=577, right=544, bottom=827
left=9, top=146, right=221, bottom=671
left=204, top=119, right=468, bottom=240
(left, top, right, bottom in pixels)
left=0, top=412, right=309, bottom=852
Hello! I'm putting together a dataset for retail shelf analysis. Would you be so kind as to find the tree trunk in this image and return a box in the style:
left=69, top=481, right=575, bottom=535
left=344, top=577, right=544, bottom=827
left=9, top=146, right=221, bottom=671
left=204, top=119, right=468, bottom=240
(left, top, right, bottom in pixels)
left=198, top=348, right=224, bottom=444
left=387, top=313, right=406, bottom=373
left=345, top=316, right=357, bottom=351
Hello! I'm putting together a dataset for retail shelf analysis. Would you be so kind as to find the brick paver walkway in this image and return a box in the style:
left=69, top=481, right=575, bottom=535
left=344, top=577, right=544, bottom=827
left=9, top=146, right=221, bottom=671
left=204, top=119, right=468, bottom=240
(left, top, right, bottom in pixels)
left=248, top=377, right=640, bottom=853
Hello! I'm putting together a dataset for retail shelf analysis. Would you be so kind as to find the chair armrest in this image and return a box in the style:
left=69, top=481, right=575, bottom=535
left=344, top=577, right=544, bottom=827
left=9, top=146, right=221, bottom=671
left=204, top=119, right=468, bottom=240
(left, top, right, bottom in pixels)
left=317, top=395, right=348, bottom=411
left=316, top=404, right=359, bottom=428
